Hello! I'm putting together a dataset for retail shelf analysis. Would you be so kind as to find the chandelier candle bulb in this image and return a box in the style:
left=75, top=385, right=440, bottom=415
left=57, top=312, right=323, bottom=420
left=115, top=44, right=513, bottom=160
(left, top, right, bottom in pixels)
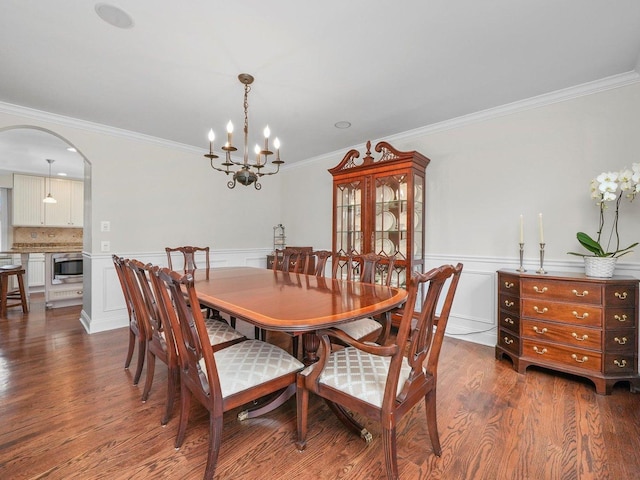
left=274, top=138, right=281, bottom=161
left=226, top=121, right=233, bottom=146
left=255, top=144, right=261, bottom=165
left=264, top=125, right=270, bottom=151
left=208, top=129, right=215, bottom=150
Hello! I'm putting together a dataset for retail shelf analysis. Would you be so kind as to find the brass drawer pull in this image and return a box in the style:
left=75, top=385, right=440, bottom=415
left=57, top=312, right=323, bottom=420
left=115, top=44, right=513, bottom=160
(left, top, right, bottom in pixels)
left=533, top=286, right=548, bottom=293
left=572, top=311, right=589, bottom=320
left=614, top=291, right=628, bottom=300
left=504, top=300, right=515, bottom=308
left=533, top=306, right=548, bottom=314
left=571, top=354, right=588, bottom=363
left=533, top=346, right=547, bottom=354
left=503, top=337, right=514, bottom=345
left=533, top=326, right=548, bottom=334
left=614, top=359, right=628, bottom=368
left=504, top=281, right=514, bottom=289
left=571, top=332, right=589, bottom=341
left=614, top=336, right=628, bottom=345
left=504, top=317, right=514, bottom=325
left=614, top=314, right=628, bottom=323
left=572, top=289, right=588, bottom=297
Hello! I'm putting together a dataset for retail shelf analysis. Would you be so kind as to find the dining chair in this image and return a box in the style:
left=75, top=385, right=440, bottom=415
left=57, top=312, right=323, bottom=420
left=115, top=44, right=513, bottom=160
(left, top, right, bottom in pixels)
left=296, top=263, right=463, bottom=480
left=154, top=267, right=304, bottom=480
left=273, top=248, right=307, bottom=273
left=112, top=254, right=146, bottom=385
left=126, top=260, right=246, bottom=424
left=306, top=250, right=332, bottom=277
left=165, top=245, right=210, bottom=278
left=165, top=245, right=227, bottom=323
left=334, top=253, right=396, bottom=344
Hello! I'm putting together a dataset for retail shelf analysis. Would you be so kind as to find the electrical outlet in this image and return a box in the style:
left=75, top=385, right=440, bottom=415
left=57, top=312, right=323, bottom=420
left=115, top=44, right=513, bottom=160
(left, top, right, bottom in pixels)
left=100, top=221, right=111, bottom=232
left=101, top=240, right=110, bottom=252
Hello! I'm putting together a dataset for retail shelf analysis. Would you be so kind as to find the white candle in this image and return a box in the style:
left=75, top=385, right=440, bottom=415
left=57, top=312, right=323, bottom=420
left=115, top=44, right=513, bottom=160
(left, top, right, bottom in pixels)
left=538, top=213, right=544, bottom=243
left=519, top=214, right=524, bottom=243
left=226, top=121, right=233, bottom=146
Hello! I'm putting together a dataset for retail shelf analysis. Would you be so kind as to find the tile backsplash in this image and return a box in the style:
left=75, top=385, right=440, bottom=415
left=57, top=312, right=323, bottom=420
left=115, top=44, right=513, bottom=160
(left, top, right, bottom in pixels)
left=13, top=227, right=83, bottom=246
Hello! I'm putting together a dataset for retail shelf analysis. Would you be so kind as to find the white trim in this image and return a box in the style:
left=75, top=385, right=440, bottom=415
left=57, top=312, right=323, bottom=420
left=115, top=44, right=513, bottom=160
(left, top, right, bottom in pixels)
left=285, top=71, right=640, bottom=170
left=2, top=71, right=638, bottom=172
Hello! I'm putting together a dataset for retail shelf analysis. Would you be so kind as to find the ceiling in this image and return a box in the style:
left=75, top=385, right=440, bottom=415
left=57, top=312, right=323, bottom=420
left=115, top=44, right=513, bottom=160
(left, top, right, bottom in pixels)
left=1, top=1, right=640, bottom=179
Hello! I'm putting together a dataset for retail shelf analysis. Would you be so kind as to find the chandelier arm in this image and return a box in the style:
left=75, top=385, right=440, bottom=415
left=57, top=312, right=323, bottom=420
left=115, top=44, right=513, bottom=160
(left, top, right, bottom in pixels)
left=256, top=163, right=282, bottom=177
left=209, top=158, right=231, bottom=174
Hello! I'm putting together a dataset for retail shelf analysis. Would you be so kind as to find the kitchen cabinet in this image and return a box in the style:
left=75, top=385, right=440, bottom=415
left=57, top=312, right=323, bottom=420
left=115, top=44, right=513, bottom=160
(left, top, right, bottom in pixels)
left=12, top=174, right=83, bottom=227
left=27, top=253, right=45, bottom=287
left=329, top=140, right=429, bottom=295
left=495, top=269, right=640, bottom=395
left=44, top=178, right=83, bottom=227
left=12, top=174, right=45, bottom=226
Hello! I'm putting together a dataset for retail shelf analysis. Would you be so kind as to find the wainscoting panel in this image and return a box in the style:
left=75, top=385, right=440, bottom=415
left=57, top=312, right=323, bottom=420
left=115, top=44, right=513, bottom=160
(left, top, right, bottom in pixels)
left=81, top=250, right=639, bottom=354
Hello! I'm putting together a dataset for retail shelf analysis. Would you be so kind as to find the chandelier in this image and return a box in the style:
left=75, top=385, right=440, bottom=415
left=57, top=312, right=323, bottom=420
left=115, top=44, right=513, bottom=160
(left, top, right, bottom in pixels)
left=205, top=73, right=283, bottom=190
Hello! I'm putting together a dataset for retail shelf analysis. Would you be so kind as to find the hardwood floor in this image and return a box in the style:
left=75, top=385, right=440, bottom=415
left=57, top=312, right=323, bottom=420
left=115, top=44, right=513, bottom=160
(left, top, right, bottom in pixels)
left=1, top=295, right=639, bottom=479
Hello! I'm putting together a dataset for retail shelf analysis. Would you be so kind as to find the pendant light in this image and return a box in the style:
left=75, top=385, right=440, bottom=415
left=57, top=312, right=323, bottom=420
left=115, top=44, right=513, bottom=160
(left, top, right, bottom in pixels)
left=43, top=159, right=57, bottom=204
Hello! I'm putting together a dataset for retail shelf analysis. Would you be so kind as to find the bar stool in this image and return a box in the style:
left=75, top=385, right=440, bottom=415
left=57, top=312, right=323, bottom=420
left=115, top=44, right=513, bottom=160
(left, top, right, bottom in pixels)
left=0, top=265, right=29, bottom=317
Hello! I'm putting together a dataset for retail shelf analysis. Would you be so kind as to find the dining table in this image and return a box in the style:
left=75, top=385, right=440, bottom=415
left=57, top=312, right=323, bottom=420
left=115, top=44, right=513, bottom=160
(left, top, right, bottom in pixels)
left=192, top=266, right=407, bottom=421
left=193, top=266, right=408, bottom=365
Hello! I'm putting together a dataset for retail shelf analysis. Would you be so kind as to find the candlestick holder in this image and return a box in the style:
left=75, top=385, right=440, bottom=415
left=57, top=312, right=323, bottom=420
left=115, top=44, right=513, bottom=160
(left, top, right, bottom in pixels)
left=536, top=243, right=547, bottom=274
left=517, top=243, right=526, bottom=272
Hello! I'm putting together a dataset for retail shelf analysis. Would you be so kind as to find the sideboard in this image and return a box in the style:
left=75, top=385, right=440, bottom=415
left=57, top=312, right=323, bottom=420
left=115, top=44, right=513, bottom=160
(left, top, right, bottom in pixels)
left=495, top=269, right=640, bottom=395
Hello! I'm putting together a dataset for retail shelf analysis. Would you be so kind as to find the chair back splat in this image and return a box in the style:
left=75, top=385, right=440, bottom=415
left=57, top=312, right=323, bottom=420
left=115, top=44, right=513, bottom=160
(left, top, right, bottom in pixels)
left=165, top=246, right=210, bottom=279
left=332, top=253, right=396, bottom=344
left=296, top=263, right=463, bottom=480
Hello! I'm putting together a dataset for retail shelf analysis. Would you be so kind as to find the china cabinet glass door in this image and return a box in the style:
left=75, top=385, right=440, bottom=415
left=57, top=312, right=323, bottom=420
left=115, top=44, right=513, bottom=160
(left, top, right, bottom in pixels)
left=335, top=181, right=362, bottom=279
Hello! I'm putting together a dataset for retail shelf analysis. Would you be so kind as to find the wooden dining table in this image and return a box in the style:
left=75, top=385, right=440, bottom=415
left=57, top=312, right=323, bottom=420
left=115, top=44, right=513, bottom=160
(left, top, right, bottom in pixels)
left=193, top=266, right=408, bottom=365
left=192, top=266, right=407, bottom=423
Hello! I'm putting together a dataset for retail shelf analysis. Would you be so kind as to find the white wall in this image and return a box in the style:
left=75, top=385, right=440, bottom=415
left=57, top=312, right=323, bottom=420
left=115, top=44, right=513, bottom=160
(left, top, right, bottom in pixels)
left=281, top=80, right=640, bottom=345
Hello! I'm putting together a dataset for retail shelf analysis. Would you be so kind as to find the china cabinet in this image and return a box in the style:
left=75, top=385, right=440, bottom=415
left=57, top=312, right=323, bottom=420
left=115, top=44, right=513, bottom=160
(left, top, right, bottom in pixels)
left=329, top=140, right=430, bottom=298
left=496, top=269, right=639, bottom=395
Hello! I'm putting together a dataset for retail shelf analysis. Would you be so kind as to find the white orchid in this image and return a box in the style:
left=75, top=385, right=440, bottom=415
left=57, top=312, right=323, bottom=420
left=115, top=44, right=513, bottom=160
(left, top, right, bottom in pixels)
left=569, top=164, right=639, bottom=258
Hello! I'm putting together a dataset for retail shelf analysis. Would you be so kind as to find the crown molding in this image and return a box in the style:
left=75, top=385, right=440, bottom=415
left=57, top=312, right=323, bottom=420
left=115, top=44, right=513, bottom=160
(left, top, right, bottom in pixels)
left=0, top=101, right=202, bottom=154
left=2, top=70, right=639, bottom=170
left=288, top=70, right=640, bottom=170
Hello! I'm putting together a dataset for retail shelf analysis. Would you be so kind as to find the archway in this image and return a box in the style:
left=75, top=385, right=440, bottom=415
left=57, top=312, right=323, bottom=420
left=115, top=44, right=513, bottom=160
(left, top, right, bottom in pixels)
left=0, top=125, right=90, bottom=313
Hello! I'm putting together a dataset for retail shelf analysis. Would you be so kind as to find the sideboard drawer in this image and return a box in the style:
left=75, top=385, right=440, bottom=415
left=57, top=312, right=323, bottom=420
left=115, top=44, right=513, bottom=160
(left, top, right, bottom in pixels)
left=604, top=309, right=637, bottom=328
left=604, top=285, right=636, bottom=307
left=499, top=275, right=520, bottom=294
left=521, top=299, right=602, bottom=326
left=522, top=339, right=602, bottom=372
left=521, top=319, right=601, bottom=351
left=604, top=330, right=636, bottom=352
left=522, top=279, right=601, bottom=304
left=499, top=294, right=519, bottom=315
left=498, top=329, right=520, bottom=355
left=499, top=310, right=520, bottom=333
left=603, top=353, right=636, bottom=374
